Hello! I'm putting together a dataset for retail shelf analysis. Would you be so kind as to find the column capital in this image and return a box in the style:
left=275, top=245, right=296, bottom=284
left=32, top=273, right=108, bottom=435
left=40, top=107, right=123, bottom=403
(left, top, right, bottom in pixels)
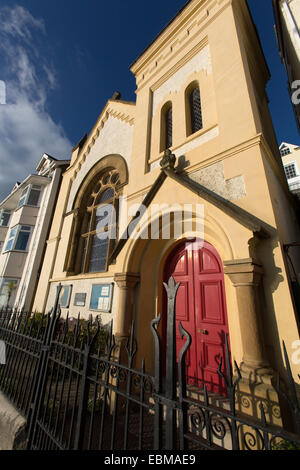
left=223, top=258, right=263, bottom=286
left=114, top=272, right=140, bottom=289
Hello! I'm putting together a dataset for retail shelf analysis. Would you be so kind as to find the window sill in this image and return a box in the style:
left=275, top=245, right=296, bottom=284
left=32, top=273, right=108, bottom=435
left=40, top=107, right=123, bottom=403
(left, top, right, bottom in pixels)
left=51, top=271, right=114, bottom=282
left=89, top=308, right=112, bottom=313
left=3, top=249, right=29, bottom=254
left=148, top=122, right=218, bottom=168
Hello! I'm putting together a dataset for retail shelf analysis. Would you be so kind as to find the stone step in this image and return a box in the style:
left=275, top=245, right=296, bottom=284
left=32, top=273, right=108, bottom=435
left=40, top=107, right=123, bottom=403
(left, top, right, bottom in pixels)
left=186, top=386, right=231, bottom=411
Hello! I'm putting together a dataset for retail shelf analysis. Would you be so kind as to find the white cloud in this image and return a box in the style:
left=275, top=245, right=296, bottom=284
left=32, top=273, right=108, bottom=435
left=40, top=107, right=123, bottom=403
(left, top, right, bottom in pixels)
left=0, top=5, right=45, bottom=42
left=0, top=5, right=72, bottom=202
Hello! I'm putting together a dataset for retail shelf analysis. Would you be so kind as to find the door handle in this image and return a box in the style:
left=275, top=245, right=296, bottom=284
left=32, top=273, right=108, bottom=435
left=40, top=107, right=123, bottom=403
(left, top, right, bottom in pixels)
left=197, top=329, right=209, bottom=335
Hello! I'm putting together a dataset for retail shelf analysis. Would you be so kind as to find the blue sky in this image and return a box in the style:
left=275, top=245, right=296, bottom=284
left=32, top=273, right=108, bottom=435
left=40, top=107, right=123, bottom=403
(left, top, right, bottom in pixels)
left=0, top=0, right=299, bottom=202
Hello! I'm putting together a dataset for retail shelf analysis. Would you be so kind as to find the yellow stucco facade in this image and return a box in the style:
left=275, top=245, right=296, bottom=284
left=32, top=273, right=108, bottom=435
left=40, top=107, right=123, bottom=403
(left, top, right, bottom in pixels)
left=32, top=0, right=300, bottom=420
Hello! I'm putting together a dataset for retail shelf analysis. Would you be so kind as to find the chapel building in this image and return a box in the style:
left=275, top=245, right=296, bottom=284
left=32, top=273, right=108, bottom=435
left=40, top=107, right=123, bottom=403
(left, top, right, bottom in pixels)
left=32, top=0, right=300, bottom=414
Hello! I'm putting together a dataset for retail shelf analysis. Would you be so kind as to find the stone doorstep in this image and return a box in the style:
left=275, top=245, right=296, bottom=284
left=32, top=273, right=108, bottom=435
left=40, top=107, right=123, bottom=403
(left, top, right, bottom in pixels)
left=186, top=385, right=231, bottom=411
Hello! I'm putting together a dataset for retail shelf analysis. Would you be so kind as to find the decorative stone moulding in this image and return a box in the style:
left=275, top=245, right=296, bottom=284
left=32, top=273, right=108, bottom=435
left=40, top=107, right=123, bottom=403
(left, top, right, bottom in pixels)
left=149, top=125, right=219, bottom=172
left=134, top=4, right=213, bottom=86
left=151, top=44, right=212, bottom=116
left=72, top=107, right=134, bottom=183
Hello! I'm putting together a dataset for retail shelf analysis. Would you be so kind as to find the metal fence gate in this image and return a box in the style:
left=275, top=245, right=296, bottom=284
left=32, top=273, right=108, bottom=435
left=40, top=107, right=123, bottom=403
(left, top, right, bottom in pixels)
left=0, top=278, right=300, bottom=450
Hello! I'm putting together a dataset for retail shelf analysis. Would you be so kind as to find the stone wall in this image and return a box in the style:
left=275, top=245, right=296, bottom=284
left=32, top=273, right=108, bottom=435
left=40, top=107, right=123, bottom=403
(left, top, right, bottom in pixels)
left=0, top=392, right=26, bottom=450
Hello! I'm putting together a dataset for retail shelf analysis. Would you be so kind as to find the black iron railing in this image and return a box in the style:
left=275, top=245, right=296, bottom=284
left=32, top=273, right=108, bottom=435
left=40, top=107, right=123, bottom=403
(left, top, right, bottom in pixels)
left=0, top=309, right=48, bottom=418
left=0, top=279, right=299, bottom=450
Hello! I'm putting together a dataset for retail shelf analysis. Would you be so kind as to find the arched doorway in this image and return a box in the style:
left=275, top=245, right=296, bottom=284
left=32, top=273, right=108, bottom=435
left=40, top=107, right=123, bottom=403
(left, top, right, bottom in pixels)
left=163, top=238, right=230, bottom=395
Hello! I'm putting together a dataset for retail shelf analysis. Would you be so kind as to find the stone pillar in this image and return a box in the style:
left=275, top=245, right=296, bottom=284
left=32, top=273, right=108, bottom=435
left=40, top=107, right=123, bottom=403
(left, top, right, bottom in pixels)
left=114, top=272, right=140, bottom=340
left=65, top=208, right=81, bottom=275
left=110, top=273, right=140, bottom=412
left=224, top=259, right=281, bottom=427
left=223, top=258, right=270, bottom=374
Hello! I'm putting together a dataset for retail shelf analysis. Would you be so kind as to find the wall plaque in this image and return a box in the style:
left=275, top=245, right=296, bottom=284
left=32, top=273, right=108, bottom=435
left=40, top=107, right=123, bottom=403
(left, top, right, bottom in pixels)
left=74, top=293, right=86, bottom=307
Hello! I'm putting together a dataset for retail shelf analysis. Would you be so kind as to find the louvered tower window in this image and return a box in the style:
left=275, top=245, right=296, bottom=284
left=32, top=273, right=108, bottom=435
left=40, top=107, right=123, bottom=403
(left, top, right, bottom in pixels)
left=189, top=86, right=203, bottom=134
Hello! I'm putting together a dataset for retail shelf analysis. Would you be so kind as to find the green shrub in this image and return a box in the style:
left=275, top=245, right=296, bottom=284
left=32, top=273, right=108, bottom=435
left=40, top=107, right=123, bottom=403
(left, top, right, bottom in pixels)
left=58, top=317, right=109, bottom=354
left=20, top=312, right=47, bottom=337
left=272, top=439, right=300, bottom=450
left=87, top=393, right=103, bottom=413
left=42, top=398, right=59, bottom=422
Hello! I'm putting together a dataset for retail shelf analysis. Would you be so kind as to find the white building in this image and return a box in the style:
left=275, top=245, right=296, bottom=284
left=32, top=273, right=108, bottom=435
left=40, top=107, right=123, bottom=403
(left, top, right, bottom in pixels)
left=0, top=154, right=69, bottom=311
left=273, top=0, right=300, bottom=131
left=280, top=142, right=300, bottom=198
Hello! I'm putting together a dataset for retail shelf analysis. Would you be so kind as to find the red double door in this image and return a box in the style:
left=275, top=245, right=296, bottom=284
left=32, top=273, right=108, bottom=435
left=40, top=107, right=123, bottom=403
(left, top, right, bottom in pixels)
left=163, top=239, right=230, bottom=395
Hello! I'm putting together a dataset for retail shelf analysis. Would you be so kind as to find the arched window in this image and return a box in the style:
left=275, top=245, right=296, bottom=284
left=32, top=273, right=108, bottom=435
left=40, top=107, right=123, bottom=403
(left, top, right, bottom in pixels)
left=165, top=105, right=173, bottom=149
left=160, top=102, right=173, bottom=152
left=78, top=169, right=120, bottom=273
left=187, top=84, right=203, bottom=135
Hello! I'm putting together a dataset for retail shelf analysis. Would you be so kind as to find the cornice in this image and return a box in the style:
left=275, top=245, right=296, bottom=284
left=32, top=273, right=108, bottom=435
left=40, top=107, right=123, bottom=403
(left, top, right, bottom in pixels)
left=182, top=133, right=294, bottom=204
left=126, top=185, right=152, bottom=202
left=131, top=0, right=213, bottom=74
left=148, top=123, right=218, bottom=166
left=46, top=236, right=61, bottom=245
left=126, top=134, right=266, bottom=203
left=131, top=0, right=231, bottom=90
left=132, top=133, right=292, bottom=205
left=185, top=133, right=263, bottom=173
left=49, top=272, right=115, bottom=282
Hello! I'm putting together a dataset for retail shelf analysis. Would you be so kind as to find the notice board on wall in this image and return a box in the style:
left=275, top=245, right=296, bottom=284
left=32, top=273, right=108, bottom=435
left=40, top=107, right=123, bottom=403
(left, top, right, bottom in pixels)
left=59, top=285, right=72, bottom=308
left=90, top=284, right=113, bottom=312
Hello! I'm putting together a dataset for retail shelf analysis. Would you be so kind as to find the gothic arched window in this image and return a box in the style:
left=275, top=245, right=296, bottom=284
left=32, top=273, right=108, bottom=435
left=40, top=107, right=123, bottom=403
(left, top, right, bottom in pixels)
left=187, top=84, right=203, bottom=135
left=78, top=169, right=120, bottom=273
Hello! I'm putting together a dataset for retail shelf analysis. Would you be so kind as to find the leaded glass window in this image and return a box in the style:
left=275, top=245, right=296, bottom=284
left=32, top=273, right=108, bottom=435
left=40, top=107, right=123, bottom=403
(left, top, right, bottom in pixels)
left=78, top=170, right=119, bottom=273
left=165, top=106, right=173, bottom=149
left=189, top=86, right=203, bottom=134
left=160, top=102, right=173, bottom=152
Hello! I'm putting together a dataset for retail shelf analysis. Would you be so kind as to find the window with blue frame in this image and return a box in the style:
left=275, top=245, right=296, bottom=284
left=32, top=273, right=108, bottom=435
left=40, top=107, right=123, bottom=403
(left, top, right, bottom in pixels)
left=5, top=227, right=18, bottom=251
left=59, top=285, right=72, bottom=308
left=17, top=185, right=42, bottom=209
left=4, top=225, right=32, bottom=252
left=0, top=209, right=11, bottom=227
